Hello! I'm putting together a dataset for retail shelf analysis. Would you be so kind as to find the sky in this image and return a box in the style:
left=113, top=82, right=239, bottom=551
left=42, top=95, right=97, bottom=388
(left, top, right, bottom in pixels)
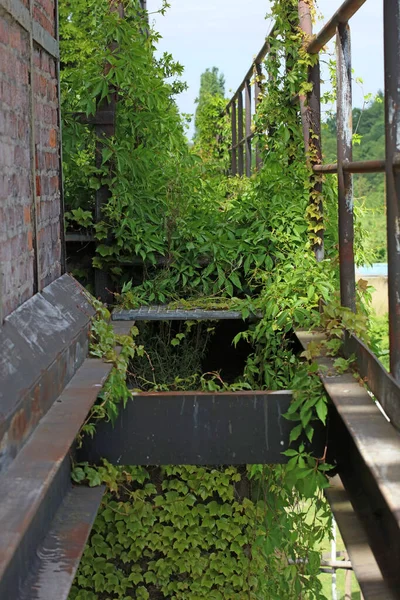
left=146, top=0, right=384, bottom=137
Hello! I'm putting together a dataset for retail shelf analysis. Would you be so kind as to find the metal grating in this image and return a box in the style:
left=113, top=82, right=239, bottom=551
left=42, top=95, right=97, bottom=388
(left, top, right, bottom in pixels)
left=112, top=306, right=261, bottom=321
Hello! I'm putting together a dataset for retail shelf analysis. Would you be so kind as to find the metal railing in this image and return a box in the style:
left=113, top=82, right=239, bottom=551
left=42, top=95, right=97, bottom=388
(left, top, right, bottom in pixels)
left=224, top=0, right=400, bottom=412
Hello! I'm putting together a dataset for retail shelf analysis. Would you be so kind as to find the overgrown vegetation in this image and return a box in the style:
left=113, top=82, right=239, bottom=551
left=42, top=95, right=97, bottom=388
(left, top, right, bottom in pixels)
left=60, top=0, right=380, bottom=597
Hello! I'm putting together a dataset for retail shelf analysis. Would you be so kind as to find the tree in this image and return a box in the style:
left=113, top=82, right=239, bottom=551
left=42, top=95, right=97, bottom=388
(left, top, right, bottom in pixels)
left=194, top=67, right=225, bottom=140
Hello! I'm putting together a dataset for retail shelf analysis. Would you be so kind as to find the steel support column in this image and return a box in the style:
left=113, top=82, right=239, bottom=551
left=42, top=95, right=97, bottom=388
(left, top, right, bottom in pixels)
left=336, top=22, right=356, bottom=311
left=383, top=0, right=400, bottom=382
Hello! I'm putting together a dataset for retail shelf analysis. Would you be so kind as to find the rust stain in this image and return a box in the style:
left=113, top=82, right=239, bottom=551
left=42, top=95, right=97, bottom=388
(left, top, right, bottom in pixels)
left=23, top=205, right=31, bottom=225
left=9, top=409, right=28, bottom=443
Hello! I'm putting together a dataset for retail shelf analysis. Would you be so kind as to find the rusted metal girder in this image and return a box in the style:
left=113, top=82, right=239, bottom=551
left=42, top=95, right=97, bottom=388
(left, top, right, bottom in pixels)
left=79, top=391, right=294, bottom=465
left=296, top=330, right=400, bottom=599
left=307, top=0, right=367, bottom=54
left=244, top=80, right=252, bottom=176
left=343, top=333, right=400, bottom=432
left=326, top=476, right=398, bottom=600
left=0, top=357, right=112, bottom=599
left=0, top=275, right=94, bottom=471
left=384, top=0, right=400, bottom=383
left=336, top=22, right=356, bottom=312
left=238, top=91, right=244, bottom=175
left=0, top=273, right=122, bottom=599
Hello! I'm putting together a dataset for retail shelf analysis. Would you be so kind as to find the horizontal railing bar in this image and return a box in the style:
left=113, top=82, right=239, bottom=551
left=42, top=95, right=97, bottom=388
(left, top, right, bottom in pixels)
left=313, top=156, right=400, bottom=174
left=226, top=25, right=275, bottom=110
left=307, top=0, right=367, bottom=54
left=229, top=134, right=255, bottom=151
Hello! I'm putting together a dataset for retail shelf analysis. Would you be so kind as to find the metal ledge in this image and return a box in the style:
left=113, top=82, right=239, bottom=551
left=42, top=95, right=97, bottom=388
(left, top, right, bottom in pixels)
left=0, top=275, right=95, bottom=472
left=18, top=484, right=105, bottom=600
left=79, top=391, right=293, bottom=465
left=112, top=306, right=262, bottom=321
left=296, top=330, right=400, bottom=598
left=326, top=475, right=397, bottom=600
left=0, top=357, right=113, bottom=599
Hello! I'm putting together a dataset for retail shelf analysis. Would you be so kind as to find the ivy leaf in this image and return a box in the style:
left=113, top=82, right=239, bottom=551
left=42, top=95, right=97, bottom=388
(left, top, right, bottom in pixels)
left=315, top=398, right=328, bottom=424
left=289, top=423, right=303, bottom=443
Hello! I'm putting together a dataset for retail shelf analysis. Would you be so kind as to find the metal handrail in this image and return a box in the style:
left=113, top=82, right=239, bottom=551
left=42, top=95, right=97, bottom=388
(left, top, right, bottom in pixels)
left=223, top=0, right=400, bottom=391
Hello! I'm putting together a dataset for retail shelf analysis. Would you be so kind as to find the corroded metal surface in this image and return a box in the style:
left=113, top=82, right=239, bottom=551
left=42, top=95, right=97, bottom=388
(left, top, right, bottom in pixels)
left=343, top=332, right=400, bottom=432
left=326, top=476, right=397, bottom=600
left=112, top=306, right=247, bottom=321
left=297, top=330, right=400, bottom=596
left=0, top=357, right=113, bottom=599
left=307, top=0, right=367, bottom=54
left=18, top=485, right=105, bottom=600
left=79, top=391, right=294, bottom=465
left=0, top=275, right=94, bottom=471
left=336, top=22, right=356, bottom=312
left=383, top=0, right=400, bottom=382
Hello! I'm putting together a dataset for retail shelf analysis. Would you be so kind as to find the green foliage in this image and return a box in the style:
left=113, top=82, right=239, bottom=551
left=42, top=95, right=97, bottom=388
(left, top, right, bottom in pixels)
left=321, top=93, right=386, bottom=261
left=194, top=66, right=225, bottom=140
left=77, top=298, right=144, bottom=441
left=65, top=1, right=372, bottom=598
left=70, top=462, right=330, bottom=600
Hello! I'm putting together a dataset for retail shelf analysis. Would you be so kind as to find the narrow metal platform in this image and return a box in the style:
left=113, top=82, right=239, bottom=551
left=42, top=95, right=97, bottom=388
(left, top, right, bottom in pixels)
left=0, top=274, right=95, bottom=471
left=80, top=391, right=293, bottom=465
left=0, top=357, right=112, bottom=600
left=18, top=485, right=105, bottom=600
left=296, top=330, right=400, bottom=599
left=112, top=305, right=261, bottom=321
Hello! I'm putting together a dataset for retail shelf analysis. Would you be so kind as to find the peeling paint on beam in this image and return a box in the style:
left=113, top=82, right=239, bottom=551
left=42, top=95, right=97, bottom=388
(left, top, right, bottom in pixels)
left=307, top=0, right=367, bottom=54
left=336, top=22, right=356, bottom=312
left=384, top=0, right=400, bottom=382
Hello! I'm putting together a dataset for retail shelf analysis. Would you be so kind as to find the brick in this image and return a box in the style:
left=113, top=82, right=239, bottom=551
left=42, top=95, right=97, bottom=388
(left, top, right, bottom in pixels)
left=0, top=18, right=10, bottom=45
left=9, top=28, right=21, bottom=51
left=0, top=5, right=60, bottom=318
left=23, top=205, right=31, bottom=225
left=27, top=230, right=33, bottom=251
left=48, top=128, right=57, bottom=148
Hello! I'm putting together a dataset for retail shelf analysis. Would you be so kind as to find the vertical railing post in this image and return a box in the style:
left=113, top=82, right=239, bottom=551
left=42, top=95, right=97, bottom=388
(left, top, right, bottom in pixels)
left=254, top=63, right=263, bottom=170
left=231, top=101, right=237, bottom=176
left=238, top=91, right=244, bottom=176
left=298, top=0, right=324, bottom=262
left=94, top=0, right=125, bottom=301
left=245, top=80, right=252, bottom=176
left=336, top=22, right=356, bottom=312
left=383, top=0, right=400, bottom=382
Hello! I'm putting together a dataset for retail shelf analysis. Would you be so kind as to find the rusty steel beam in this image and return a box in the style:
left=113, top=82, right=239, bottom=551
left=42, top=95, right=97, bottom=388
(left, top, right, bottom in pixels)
left=384, top=0, right=400, bottom=383
left=0, top=357, right=113, bottom=598
left=79, top=391, right=295, bottom=465
left=0, top=275, right=95, bottom=471
left=230, top=102, right=237, bottom=175
left=254, top=62, right=263, bottom=170
left=245, top=80, right=252, bottom=176
left=343, top=333, right=400, bottom=432
left=296, top=330, right=400, bottom=598
left=17, top=485, right=105, bottom=600
left=337, top=22, right=356, bottom=312
left=238, top=92, right=244, bottom=176
left=326, top=476, right=398, bottom=600
left=307, top=0, right=367, bottom=55
left=314, top=159, right=384, bottom=174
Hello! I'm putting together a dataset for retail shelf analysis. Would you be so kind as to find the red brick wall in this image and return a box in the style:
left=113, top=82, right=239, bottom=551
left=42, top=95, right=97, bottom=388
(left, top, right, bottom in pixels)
left=0, top=1, right=62, bottom=320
